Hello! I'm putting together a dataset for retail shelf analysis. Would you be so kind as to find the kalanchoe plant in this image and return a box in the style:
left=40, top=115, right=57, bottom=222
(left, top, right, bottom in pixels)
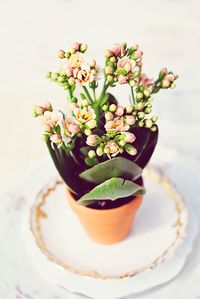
left=33, top=42, right=178, bottom=208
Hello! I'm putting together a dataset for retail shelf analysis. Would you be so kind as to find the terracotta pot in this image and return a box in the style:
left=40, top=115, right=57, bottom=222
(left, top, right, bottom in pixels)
left=66, top=188, right=143, bottom=245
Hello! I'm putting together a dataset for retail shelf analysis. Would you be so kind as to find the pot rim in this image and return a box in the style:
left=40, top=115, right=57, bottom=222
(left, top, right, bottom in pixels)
left=66, top=179, right=144, bottom=215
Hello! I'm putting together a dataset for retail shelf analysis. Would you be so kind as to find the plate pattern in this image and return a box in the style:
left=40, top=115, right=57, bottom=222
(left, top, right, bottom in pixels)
left=30, top=168, right=188, bottom=279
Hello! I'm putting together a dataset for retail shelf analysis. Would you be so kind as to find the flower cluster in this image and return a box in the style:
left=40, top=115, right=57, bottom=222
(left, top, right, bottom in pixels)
left=104, top=43, right=143, bottom=86
left=47, top=42, right=99, bottom=104
left=34, top=42, right=178, bottom=166
left=33, top=99, right=98, bottom=150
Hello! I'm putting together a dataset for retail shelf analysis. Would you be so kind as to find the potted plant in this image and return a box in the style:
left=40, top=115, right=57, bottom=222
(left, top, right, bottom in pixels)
left=33, top=42, right=178, bottom=244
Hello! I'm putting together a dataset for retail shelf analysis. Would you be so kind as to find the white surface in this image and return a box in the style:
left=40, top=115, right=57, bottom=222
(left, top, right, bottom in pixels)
left=0, top=148, right=200, bottom=299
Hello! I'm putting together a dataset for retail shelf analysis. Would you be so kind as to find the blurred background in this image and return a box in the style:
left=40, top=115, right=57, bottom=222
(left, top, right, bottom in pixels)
left=0, top=0, right=200, bottom=190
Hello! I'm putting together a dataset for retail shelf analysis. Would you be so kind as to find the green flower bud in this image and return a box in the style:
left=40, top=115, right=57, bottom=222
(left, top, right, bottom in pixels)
left=96, top=146, right=104, bottom=156
left=144, top=108, right=152, bottom=114
left=63, top=83, right=69, bottom=90
left=139, top=86, right=144, bottom=92
left=136, top=92, right=143, bottom=100
left=81, top=99, right=89, bottom=107
left=148, top=97, right=154, bottom=102
left=138, top=112, right=145, bottom=119
left=145, top=119, right=153, bottom=128
left=133, top=71, right=140, bottom=79
left=132, top=111, right=137, bottom=116
left=129, top=79, right=136, bottom=87
left=151, top=115, right=158, bottom=122
left=151, top=125, right=158, bottom=132
left=88, top=150, right=96, bottom=159
left=171, top=82, right=176, bottom=89
left=80, top=43, right=88, bottom=53
left=46, top=71, right=52, bottom=78
left=64, top=52, right=70, bottom=59
left=138, top=120, right=144, bottom=127
left=69, top=48, right=76, bottom=54
left=119, top=140, right=126, bottom=147
left=102, top=104, right=108, bottom=112
left=146, top=103, right=152, bottom=108
left=84, top=128, right=92, bottom=136
left=58, top=76, right=65, bottom=83
left=58, top=50, right=65, bottom=58
left=51, top=73, right=59, bottom=81
left=109, top=104, right=117, bottom=112
left=107, top=75, right=114, bottom=83
left=110, top=56, right=116, bottom=63
left=71, top=97, right=77, bottom=103
left=125, top=144, right=137, bottom=156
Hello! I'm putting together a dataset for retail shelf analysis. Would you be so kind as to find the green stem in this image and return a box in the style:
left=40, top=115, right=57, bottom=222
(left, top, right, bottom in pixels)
left=97, top=83, right=110, bottom=106
left=82, top=86, right=93, bottom=104
left=131, top=87, right=137, bottom=105
left=93, top=88, right=97, bottom=102
left=68, top=88, right=73, bottom=101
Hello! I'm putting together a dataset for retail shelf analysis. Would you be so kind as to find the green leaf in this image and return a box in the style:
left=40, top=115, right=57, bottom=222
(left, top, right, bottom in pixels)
left=79, top=157, right=142, bottom=184
left=46, top=138, right=86, bottom=195
left=78, top=178, right=145, bottom=206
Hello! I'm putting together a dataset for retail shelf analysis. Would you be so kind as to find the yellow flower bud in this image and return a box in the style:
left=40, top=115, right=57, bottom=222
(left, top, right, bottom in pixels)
left=96, top=146, right=104, bottom=156
left=58, top=50, right=65, bottom=58
left=105, top=112, right=114, bottom=121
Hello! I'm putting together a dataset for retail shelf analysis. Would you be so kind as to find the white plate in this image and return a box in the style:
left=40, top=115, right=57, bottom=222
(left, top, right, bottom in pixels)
left=0, top=147, right=199, bottom=299
left=22, top=151, right=196, bottom=299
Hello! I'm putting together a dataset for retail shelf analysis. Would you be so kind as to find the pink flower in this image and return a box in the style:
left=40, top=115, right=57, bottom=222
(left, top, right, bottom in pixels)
left=122, top=132, right=136, bottom=143
left=71, top=42, right=80, bottom=51
left=65, top=119, right=80, bottom=135
left=111, top=43, right=121, bottom=56
left=43, top=101, right=52, bottom=110
left=161, top=67, right=168, bottom=75
left=165, top=74, right=175, bottom=82
left=33, top=102, right=52, bottom=117
left=50, top=134, right=62, bottom=149
left=134, top=50, right=143, bottom=59
left=115, top=105, right=124, bottom=116
left=118, top=74, right=127, bottom=84
left=117, top=58, right=133, bottom=73
left=86, top=134, right=100, bottom=146
left=65, top=67, right=73, bottom=77
left=43, top=111, right=63, bottom=131
left=138, top=73, right=153, bottom=88
left=105, top=117, right=129, bottom=132
left=125, top=115, right=136, bottom=125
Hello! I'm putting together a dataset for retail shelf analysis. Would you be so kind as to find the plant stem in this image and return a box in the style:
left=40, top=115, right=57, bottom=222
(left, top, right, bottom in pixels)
left=131, top=87, right=137, bottom=105
left=93, top=88, right=97, bottom=102
left=68, top=88, right=73, bottom=101
left=82, top=86, right=93, bottom=104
